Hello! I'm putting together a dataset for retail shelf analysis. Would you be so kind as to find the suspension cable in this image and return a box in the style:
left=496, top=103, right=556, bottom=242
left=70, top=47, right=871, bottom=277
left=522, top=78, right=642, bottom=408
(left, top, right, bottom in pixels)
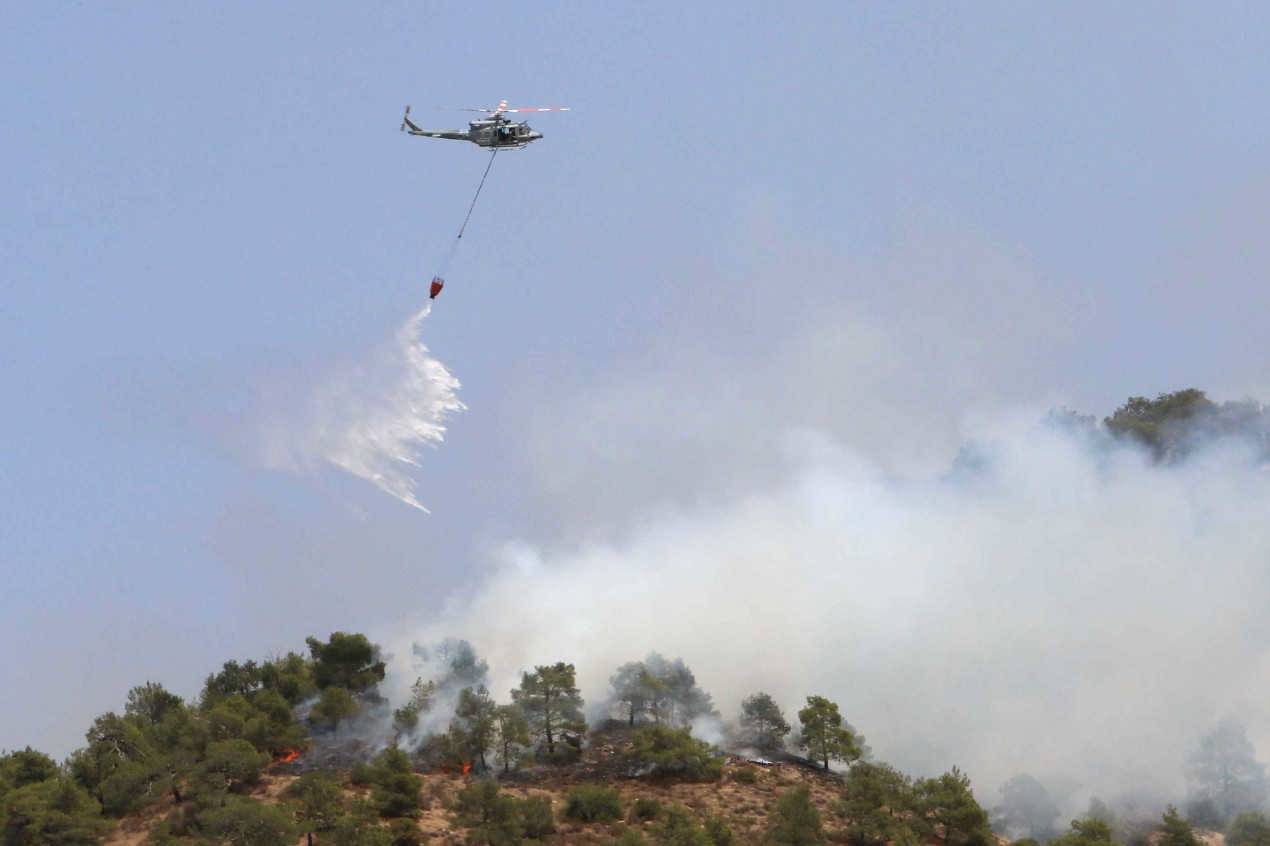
left=457, top=149, right=499, bottom=240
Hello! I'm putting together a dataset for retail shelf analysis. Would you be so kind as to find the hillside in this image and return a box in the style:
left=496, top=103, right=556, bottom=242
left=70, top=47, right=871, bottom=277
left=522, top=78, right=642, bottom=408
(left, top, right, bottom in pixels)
left=8, top=617, right=1263, bottom=846
left=101, top=728, right=861, bottom=845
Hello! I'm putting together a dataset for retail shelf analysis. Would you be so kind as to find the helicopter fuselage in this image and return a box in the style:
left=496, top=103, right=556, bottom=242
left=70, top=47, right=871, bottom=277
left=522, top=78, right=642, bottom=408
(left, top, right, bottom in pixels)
left=404, top=113, right=542, bottom=149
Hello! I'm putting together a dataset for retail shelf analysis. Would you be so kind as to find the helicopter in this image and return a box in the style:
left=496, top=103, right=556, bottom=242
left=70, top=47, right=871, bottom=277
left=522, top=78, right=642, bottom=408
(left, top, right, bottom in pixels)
left=400, top=99, right=569, bottom=150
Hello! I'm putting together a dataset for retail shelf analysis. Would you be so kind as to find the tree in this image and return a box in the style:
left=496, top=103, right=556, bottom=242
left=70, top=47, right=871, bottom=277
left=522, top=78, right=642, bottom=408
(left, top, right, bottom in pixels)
left=1228, top=812, right=1270, bottom=846
left=995, top=773, right=1061, bottom=842
left=448, top=686, right=498, bottom=771
left=608, top=655, right=717, bottom=728
left=202, top=660, right=265, bottom=705
left=1159, top=806, right=1200, bottom=846
left=611, top=661, right=655, bottom=726
left=453, top=780, right=526, bottom=846
left=67, top=712, right=153, bottom=804
left=433, top=639, right=490, bottom=689
left=492, top=704, right=531, bottom=774
left=98, top=757, right=169, bottom=816
left=124, top=682, right=184, bottom=726
left=0, top=777, right=109, bottom=846
left=1186, top=719, right=1268, bottom=826
left=1050, top=817, right=1119, bottom=846
left=564, top=786, right=624, bottom=823
left=511, top=663, right=586, bottom=759
left=392, top=678, right=436, bottom=736
left=739, top=693, right=791, bottom=753
left=1103, top=389, right=1214, bottom=460
left=367, top=747, right=422, bottom=819
left=0, top=748, right=59, bottom=792
left=306, top=632, right=386, bottom=693
left=328, top=808, right=394, bottom=846
left=197, top=739, right=269, bottom=794
left=653, top=803, right=728, bottom=846
left=285, top=772, right=345, bottom=846
left=198, top=795, right=298, bottom=846
left=797, top=696, right=861, bottom=770
left=643, top=654, right=716, bottom=728
left=241, top=689, right=308, bottom=755
left=310, top=687, right=360, bottom=731
left=914, top=768, right=994, bottom=846
left=838, top=762, right=918, bottom=846
left=631, top=725, right=722, bottom=781
left=259, top=652, right=317, bottom=705
left=765, top=786, right=825, bottom=846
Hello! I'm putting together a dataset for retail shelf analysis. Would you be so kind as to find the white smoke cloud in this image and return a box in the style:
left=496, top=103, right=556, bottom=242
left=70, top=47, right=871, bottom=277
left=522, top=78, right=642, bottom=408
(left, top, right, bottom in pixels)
left=390, top=422, right=1270, bottom=805
left=258, top=305, right=464, bottom=511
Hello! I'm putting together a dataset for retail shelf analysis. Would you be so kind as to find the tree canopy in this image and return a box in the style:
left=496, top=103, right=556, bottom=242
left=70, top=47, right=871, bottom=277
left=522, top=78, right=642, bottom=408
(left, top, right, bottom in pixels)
left=1186, top=719, right=1268, bottom=826
left=797, top=696, right=862, bottom=770
left=305, top=632, right=386, bottom=693
left=740, top=693, right=791, bottom=753
left=512, top=662, right=586, bottom=760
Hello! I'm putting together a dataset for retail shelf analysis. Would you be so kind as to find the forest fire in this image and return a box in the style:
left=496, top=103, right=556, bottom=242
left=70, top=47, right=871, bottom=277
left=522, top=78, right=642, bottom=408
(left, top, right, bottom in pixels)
left=276, top=749, right=302, bottom=764
left=462, top=761, right=472, bottom=777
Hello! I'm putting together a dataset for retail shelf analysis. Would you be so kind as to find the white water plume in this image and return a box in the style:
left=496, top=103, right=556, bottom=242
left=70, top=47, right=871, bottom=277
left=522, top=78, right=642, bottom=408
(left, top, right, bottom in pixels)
left=261, top=305, right=463, bottom=511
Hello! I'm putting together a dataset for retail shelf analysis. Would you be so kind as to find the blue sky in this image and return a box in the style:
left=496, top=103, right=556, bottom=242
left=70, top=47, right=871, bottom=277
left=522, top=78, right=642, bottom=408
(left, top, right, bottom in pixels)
left=4, top=3, right=1270, bottom=760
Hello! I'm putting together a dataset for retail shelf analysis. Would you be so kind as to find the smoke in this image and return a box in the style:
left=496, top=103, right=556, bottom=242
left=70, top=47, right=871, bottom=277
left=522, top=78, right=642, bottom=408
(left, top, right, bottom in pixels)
left=389, top=421, right=1270, bottom=806
left=258, top=305, right=464, bottom=511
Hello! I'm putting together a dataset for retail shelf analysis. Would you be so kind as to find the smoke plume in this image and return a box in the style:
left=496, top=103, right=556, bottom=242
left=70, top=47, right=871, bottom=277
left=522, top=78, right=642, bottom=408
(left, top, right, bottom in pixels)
left=390, top=421, right=1270, bottom=807
left=259, top=305, right=463, bottom=511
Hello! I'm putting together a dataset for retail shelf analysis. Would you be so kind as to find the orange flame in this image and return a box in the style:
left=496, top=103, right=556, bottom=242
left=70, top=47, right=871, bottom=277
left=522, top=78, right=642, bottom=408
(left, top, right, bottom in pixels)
left=461, top=762, right=472, bottom=777
left=276, top=749, right=301, bottom=764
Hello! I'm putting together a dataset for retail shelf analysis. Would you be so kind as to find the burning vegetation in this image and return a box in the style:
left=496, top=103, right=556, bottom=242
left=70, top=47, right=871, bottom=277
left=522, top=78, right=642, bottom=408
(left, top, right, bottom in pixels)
left=0, top=620, right=1261, bottom=846
left=3, top=392, right=1267, bottom=843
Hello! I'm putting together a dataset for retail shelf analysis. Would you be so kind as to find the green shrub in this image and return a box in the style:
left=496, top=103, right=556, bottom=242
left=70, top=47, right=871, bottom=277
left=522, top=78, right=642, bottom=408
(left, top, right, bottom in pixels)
left=521, top=795, right=557, bottom=838
left=564, top=785, right=624, bottom=823
left=704, top=815, right=735, bottom=846
left=632, top=726, right=723, bottom=782
left=614, top=829, right=651, bottom=846
left=350, top=762, right=374, bottom=786
left=1228, top=813, right=1270, bottom=846
left=630, top=797, right=663, bottom=822
left=765, top=786, right=825, bottom=845
left=387, top=817, right=425, bottom=846
left=732, top=768, right=759, bottom=785
left=368, top=748, right=423, bottom=818
left=655, top=804, right=713, bottom=846
left=453, top=780, right=524, bottom=846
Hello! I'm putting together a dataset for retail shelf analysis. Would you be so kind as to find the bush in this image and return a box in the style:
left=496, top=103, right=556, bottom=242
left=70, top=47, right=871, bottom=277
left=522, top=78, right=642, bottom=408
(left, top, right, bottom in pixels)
left=632, top=725, right=723, bottom=782
left=388, top=817, right=425, bottom=846
left=521, top=795, right=557, bottom=838
left=655, top=804, right=714, bottom=846
left=765, top=786, right=825, bottom=845
left=705, top=816, right=735, bottom=846
left=1228, top=813, right=1270, bottom=846
left=564, top=785, right=624, bottom=823
left=197, top=795, right=298, bottom=845
left=368, top=748, right=423, bottom=818
left=350, top=762, right=374, bottom=786
left=732, top=768, right=759, bottom=785
left=453, top=780, right=524, bottom=845
left=199, top=738, right=270, bottom=792
left=630, top=797, right=663, bottom=822
left=311, top=686, right=360, bottom=730
left=615, top=829, right=651, bottom=846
